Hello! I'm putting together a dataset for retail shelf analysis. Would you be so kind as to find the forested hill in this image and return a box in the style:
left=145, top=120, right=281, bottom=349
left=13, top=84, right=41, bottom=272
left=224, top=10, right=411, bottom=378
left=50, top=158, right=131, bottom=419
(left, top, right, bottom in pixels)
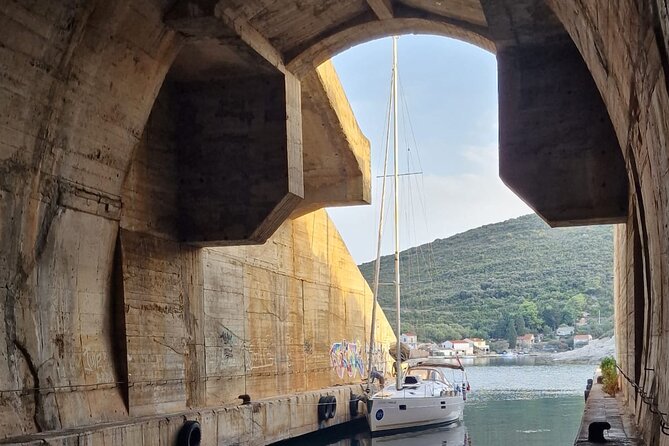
left=358, top=214, right=614, bottom=342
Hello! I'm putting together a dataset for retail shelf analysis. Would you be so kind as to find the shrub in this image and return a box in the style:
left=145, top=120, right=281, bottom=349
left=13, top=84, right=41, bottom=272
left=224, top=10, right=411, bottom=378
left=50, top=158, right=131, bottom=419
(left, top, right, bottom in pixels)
left=600, top=356, right=618, bottom=396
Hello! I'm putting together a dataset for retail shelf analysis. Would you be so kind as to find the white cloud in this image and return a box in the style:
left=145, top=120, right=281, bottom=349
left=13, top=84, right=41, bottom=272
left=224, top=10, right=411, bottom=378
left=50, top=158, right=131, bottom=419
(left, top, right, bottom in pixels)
left=327, top=161, right=532, bottom=264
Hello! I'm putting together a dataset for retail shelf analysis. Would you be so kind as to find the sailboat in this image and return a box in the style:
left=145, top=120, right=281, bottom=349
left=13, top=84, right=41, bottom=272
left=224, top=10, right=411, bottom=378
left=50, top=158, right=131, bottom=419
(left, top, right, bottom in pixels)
left=365, top=36, right=467, bottom=434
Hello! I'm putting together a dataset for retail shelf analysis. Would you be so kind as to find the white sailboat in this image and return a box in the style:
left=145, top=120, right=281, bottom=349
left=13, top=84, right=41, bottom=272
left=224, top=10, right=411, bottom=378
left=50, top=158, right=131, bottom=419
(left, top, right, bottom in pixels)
left=366, top=36, right=467, bottom=434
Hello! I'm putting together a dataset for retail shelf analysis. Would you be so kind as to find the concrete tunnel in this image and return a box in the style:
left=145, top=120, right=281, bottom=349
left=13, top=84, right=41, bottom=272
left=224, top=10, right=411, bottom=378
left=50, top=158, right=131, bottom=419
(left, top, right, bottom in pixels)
left=0, top=0, right=668, bottom=444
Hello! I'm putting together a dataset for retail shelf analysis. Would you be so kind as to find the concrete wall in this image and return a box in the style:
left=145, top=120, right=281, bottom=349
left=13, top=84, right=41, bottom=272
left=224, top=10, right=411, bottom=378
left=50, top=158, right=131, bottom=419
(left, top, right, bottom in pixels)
left=3, top=0, right=669, bottom=445
left=0, top=1, right=391, bottom=442
left=547, top=2, right=669, bottom=445
left=0, top=1, right=180, bottom=438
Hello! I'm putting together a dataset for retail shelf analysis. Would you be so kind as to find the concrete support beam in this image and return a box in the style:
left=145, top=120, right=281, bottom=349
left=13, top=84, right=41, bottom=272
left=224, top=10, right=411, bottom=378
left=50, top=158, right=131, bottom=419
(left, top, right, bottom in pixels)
left=482, top=0, right=628, bottom=227
left=295, top=61, right=371, bottom=216
left=367, top=0, right=394, bottom=20
left=167, top=2, right=373, bottom=225
left=162, top=4, right=306, bottom=245
left=166, top=0, right=287, bottom=72
left=172, top=69, right=303, bottom=245
left=497, top=42, right=627, bottom=226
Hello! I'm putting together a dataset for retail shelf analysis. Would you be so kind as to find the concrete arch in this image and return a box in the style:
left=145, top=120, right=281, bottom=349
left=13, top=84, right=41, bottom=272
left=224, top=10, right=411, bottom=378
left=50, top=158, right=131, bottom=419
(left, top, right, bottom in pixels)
left=286, top=17, right=494, bottom=78
left=1, top=1, right=669, bottom=444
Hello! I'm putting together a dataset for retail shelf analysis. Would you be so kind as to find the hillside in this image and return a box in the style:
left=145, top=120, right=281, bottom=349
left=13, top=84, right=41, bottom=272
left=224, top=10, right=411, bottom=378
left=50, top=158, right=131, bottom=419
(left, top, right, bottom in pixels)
left=358, top=214, right=614, bottom=342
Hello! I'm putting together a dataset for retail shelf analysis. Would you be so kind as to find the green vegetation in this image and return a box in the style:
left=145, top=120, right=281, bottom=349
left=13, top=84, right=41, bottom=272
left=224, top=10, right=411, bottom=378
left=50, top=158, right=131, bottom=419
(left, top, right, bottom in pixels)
left=358, top=214, right=614, bottom=343
left=600, top=356, right=618, bottom=395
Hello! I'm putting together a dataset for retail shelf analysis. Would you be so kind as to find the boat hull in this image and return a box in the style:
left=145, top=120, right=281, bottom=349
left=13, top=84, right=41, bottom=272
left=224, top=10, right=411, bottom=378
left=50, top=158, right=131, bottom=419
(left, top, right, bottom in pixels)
left=367, top=395, right=464, bottom=433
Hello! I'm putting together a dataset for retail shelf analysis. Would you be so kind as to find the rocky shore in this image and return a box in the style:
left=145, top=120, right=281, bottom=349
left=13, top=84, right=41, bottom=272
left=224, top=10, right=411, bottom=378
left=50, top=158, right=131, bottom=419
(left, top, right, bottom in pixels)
left=551, top=337, right=616, bottom=364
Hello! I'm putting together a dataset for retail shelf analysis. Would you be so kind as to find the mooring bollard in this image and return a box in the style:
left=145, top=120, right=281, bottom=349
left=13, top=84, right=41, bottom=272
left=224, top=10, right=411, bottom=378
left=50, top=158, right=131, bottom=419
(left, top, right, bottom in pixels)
left=588, top=421, right=611, bottom=443
left=585, top=378, right=593, bottom=401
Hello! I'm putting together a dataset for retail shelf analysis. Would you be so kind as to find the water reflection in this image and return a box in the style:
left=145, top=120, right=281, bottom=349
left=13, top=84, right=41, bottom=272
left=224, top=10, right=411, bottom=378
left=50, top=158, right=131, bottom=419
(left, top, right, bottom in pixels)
left=272, top=419, right=469, bottom=446
left=370, top=423, right=469, bottom=446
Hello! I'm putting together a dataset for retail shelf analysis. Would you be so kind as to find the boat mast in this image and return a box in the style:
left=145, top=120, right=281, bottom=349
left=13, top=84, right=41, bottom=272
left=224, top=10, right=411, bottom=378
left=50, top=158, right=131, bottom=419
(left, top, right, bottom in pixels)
left=392, top=35, right=402, bottom=391
left=366, top=85, right=392, bottom=390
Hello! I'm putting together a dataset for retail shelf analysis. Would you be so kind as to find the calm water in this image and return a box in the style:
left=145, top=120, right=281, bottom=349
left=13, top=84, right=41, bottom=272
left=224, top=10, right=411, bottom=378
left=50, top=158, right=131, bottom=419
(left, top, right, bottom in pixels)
left=275, top=357, right=595, bottom=446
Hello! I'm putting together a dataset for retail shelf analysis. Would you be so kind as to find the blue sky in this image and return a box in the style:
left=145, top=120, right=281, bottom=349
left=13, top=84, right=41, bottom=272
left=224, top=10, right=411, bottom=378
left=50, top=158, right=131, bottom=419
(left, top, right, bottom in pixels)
left=327, top=35, right=532, bottom=264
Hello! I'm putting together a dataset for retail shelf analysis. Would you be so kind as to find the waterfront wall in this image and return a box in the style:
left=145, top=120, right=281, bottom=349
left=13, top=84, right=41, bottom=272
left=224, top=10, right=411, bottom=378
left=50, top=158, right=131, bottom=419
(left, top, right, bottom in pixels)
left=547, top=2, right=669, bottom=445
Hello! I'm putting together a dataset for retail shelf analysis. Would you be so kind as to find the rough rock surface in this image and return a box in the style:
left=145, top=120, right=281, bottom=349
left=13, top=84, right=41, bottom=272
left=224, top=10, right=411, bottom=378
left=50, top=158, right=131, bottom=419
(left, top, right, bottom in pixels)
left=552, top=337, right=616, bottom=364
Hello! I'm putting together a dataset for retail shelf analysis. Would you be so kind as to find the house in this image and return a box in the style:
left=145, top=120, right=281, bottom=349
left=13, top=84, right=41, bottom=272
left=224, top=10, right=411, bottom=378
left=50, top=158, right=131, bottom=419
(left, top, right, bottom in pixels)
left=441, top=340, right=473, bottom=356
left=556, top=325, right=575, bottom=337
left=576, top=317, right=588, bottom=326
left=400, top=332, right=418, bottom=349
left=430, top=349, right=456, bottom=358
left=464, top=337, right=490, bottom=354
left=574, top=334, right=593, bottom=348
left=516, top=334, right=535, bottom=349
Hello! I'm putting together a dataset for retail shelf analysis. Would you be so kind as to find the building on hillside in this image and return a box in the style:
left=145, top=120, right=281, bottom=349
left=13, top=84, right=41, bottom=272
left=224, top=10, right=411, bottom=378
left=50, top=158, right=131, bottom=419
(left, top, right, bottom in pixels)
left=574, top=334, right=593, bottom=348
left=556, top=325, right=575, bottom=337
left=517, top=334, right=535, bottom=349
left=441, top=340, right=473, bottom=356
left=430, top=349, right=456, bottom=358
left=400, top=332, right=418, bottom=349
left=464, top=337, right=490, bottom=354
left=576, top=317, right=588, bottom=326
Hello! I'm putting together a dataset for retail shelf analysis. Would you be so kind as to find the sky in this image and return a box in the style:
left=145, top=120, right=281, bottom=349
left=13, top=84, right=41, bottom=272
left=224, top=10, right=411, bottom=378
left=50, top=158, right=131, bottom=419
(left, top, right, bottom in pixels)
left=326, top=35, right=532, bottom=264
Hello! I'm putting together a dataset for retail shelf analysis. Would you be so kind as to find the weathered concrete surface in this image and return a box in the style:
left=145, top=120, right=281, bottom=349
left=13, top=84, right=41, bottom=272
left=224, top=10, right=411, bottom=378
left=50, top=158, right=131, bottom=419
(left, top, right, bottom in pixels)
left=0, top=0, right=389, bottom=441
left=297, top=60, right=372, bottom=216
left=483, top=0, right=628, bottom=227
left=117, top=205, right=396, bottom=426
left=3, top=0, right=669, bottom=445
left=1, top=385, right=364, bottom=445
left=547, top=2, right=669, bottom=444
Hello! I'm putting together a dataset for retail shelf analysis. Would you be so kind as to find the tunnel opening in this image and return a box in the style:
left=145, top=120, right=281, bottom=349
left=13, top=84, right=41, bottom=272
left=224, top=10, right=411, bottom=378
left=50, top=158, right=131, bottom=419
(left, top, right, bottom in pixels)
left=2, top=1, right=667, bottom=444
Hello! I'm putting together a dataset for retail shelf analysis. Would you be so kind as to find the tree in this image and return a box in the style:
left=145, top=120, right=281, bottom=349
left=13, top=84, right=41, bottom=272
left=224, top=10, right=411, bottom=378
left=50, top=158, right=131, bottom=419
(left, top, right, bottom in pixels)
left=515, top=315, right=526, bottom=336
left=519, top=300, right=542, bottom=330
left=541, top=304, right=560, bottom=330
left=506, top=319, right=518, bottom=348
left=567, top=293, right=588, bottom=315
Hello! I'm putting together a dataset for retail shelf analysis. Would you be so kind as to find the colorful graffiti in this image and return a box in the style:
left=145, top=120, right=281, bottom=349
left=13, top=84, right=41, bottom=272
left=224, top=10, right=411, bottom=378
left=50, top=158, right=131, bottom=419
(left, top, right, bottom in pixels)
left=329, top=340, right=365, bottom=379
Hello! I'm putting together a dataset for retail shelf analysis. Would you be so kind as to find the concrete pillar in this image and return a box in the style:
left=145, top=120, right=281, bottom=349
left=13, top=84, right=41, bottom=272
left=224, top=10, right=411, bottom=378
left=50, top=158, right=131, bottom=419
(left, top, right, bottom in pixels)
left=497, top=41, right=628, bottom=226
left=482, top=0, right=628, bottom=227
left=172, top=69, right=303, bottom=245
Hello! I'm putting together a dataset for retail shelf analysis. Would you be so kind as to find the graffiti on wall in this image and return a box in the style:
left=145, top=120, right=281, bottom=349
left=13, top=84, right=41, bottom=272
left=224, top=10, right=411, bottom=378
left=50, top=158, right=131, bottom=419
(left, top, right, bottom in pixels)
left=220, top=327, right=235, bottom=359
left=248, top=336, right=276, bottom=370
left=329, top=340, right=365, bottom=379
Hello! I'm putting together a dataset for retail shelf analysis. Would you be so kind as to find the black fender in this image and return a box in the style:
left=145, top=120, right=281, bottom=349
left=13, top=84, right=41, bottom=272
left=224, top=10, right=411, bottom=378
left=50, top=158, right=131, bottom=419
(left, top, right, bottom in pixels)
left=177, top=420, right=201, bottom=446
left=326, top=395, right=337, bottom=419
left=349, top=394, right=361, bottom=417
left=318, top=396, right=330, bottom=421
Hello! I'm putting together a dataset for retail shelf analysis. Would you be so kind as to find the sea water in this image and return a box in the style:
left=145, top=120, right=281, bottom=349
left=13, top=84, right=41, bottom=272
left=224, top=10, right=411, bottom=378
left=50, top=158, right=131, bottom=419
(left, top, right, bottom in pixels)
left=274, top=356, right=595, bottom=446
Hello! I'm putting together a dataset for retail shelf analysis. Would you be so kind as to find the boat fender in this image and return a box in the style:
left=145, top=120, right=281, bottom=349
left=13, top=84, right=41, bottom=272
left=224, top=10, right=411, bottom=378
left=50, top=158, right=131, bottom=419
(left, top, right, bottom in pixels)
left=177, top=420, right=201, bottom=446
left=318, top=396, right=330, bottom=421
left=349, top=394, right=361, bottom=417
left=326, top=395, right=337, bottom=419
